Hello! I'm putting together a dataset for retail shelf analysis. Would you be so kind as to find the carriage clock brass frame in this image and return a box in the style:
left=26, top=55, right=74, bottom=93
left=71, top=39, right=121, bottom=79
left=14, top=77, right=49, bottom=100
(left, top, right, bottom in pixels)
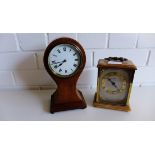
left=93, top=57, right=137, bottom=112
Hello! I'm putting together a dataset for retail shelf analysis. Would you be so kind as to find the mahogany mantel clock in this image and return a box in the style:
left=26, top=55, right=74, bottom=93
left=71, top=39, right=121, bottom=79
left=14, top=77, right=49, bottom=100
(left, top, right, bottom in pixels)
left=94, top=57, right=137, bottom=112
left=44, top=37, right=86, bottom=113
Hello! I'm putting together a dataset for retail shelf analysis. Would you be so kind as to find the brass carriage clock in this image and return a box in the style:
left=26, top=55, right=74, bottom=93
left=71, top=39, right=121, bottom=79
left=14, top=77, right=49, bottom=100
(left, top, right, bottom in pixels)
left=94, top=57, right=137, bottom=112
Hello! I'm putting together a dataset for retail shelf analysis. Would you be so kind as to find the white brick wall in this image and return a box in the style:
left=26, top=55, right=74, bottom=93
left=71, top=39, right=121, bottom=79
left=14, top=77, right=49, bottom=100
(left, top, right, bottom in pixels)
left=0, top=52, right=37, bottom=70
left=48, top=33, right=76, bottom=42
left=17, top=33, right=46, bottom=51
left=0, top=34, right=17, bottom=52
left=109, top=33, right=137, bottom=48
left=138, top=34, right=155, bottom=48
left=0, top=71, right=14, bottom=87
left=93, top=49, right=149, bottom=67
left=77, top=33, right=108, bottom=48
left=0, top=33, right=155, bottom=89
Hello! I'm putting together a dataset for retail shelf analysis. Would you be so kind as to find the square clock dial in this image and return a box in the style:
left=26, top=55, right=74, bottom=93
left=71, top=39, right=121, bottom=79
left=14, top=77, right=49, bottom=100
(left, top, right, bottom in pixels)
left=99, top=68, right=130, bottom=104
left=94, top=57, right=137, bottom=112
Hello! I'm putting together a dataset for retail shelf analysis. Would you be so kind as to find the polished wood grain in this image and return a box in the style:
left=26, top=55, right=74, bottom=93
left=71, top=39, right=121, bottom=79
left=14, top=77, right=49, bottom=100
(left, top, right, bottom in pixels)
left=44, top=37, right=87, bottom=113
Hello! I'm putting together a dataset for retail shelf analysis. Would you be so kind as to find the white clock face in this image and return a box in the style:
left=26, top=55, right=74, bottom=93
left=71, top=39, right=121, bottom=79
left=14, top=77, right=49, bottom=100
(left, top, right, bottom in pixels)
left=48, top=44, right=81, bottom=77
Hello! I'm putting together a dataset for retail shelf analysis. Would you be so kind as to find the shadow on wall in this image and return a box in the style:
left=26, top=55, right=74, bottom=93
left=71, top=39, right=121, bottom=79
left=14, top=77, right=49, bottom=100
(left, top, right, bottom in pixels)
left=13, top=53, right=56, bottom=89
left=13, top=53, right=57, bottom=112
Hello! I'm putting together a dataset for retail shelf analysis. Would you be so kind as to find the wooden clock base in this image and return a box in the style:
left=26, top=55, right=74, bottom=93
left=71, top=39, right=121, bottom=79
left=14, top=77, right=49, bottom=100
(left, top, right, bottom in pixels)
left=93, top=93, right=131, bottom=112
left=50, top=90, right=87, bottom=113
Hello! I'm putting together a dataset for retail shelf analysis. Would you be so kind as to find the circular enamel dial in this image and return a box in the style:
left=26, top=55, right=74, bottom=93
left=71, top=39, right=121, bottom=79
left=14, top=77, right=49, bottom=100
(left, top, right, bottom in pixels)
left=99, top=69, right=129, bottom=102
left=48, top=44, right=81, bottom=77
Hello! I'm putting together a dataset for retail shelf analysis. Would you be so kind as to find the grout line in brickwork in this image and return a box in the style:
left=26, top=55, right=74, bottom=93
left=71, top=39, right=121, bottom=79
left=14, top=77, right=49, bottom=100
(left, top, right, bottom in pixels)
left=90, top=85, right=95, bottom=90
left=20, top=50, right=44, bottom=53
left=146, top=50, right=151, bottom=66
left=44, top=33, right=49, bottom=46
left=11, top=71, right=16, bottom=87
left=75, top=33, right=78, bottom=40
left=106, top=33, right=110, bottom=48
left=77, top=85, right=92, bottom=90
left=14, top=34, right=25, bottom=51
left=135, top=34, right=139, bottom=48
left=84, top=47, right=155, bottom=50
left=92, top=51, right=95, bottom=66
left=34, top=53, right=40, bottom=69
left=0, top=50, right=44, bottom=54
left=14, top=33, right=21, bottom=51
left=0, top=50, right=42, bottom=54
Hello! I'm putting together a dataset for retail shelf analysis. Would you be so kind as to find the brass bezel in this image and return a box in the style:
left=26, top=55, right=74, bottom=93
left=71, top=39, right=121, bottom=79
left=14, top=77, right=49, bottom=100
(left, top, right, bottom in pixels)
left=100, top=71, right=128, bottom=95
left=47, top=44, right=82, bottom=78
left=93, top=92, right=131, bottom=112
left=97, top=68, right=130, bottom=105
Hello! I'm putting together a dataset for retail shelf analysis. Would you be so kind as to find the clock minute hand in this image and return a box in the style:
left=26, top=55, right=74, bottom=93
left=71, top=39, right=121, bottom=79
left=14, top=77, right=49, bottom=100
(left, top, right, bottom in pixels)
left=107, top=78, right=118, bottom=89
left=57, top=59, right=67, bottom=68
left=53, top=59, right=66, bottom=64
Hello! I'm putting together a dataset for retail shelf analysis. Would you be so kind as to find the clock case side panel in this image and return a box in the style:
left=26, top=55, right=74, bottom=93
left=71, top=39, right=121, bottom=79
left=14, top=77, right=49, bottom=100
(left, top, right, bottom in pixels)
left=126, top=69, right=136, bottom=106
left=43, top=37, right=87, bottom=113
left=96, top=68, right=102, bottom=103
left=94, top=65, right=136, bottom=112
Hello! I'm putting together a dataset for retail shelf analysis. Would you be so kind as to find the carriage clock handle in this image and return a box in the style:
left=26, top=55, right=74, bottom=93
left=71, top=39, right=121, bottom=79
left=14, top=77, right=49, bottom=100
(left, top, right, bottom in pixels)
left=104, top=57, right=128, bottom=62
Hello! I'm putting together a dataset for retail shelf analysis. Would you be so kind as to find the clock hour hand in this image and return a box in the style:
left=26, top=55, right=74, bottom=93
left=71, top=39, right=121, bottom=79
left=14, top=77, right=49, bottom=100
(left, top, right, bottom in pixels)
left=56, top=59, right=67, bottom=68
left=107, top=78, right=118, bottom=89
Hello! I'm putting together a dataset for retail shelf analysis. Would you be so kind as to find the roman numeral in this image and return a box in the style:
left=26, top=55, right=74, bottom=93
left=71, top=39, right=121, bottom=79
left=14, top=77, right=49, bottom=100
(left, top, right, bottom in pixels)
left=53, top=54, right=57, bottom=57
left=73, top=53, right=77, bottom=56
left=54, top=65, right=57, bottom=69
left=63, top=47, right=66, bottom=51
left=65, top=70, right=67, bottom=73
left=73, top=64, right=77, bottom=67
left=59, top=69, right=62, bottom=72
left=75, top=59, right=78, bottom=61
left=52, top=61, right=55, bottom=63
left=57, top=49, right=61, bottom=53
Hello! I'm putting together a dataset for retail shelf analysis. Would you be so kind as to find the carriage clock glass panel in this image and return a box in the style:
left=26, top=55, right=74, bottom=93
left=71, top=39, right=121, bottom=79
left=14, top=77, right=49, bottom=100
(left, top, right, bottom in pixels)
left=99, top=68, right=130, bottom=103
left=48, top=44, right=81, bottom=77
